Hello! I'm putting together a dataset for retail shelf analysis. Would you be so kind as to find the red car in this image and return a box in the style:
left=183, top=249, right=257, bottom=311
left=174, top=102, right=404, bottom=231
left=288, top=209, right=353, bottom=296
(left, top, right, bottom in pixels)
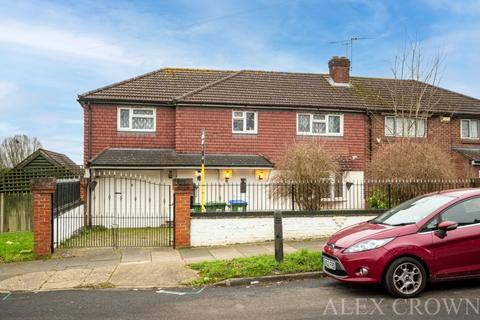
left=322, top=188, right=480, bottom=298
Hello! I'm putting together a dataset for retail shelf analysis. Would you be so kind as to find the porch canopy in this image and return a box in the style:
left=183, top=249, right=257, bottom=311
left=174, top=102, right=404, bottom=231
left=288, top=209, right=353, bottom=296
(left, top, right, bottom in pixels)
left=453, top=147, right=480, bottom=163
left=88, top=148, right=274, bottom=169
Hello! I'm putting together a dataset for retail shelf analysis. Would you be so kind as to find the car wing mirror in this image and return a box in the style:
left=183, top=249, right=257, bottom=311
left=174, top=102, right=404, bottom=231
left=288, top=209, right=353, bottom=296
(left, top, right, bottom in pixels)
left=439, top=220, right=458, bottom=231
left=435, top=220, right=458, bottom=239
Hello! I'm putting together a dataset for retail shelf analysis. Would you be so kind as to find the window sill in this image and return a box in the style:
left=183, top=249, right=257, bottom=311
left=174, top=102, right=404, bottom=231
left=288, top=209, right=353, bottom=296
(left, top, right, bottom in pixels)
left=118, top=130, right=156, bottom=134
left=461, top=139, right=480, bottom=144
left=297, top=134, right=343, bottom=138
left=232, top=132, right=258, bottom=137
left=384, top=136, right=426, bottom=139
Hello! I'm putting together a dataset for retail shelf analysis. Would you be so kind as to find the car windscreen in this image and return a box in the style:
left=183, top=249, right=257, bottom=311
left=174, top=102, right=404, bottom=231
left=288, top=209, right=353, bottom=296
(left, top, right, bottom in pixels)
left=371, top=194, right=455, bottom=226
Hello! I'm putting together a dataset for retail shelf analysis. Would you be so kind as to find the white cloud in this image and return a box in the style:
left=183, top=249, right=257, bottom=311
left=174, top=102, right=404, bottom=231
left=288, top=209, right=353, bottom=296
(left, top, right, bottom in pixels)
left=423, top=0, right=480, bottom=14
left=0, top=81, right=16, bottom=100
left=0, top=20, right=142, bottom=65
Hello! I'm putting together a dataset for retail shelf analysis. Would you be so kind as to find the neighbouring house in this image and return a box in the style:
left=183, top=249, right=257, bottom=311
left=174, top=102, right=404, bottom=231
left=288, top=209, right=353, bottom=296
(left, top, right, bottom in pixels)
left=78, top=56, right=480, bottom=187
left=0, top=149, right=81, bottom=232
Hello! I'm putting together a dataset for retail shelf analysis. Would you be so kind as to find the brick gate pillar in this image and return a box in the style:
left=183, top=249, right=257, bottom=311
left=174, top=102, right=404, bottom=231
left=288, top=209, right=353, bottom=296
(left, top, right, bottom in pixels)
left=173, top=178, right=193, bottom=248
left=31, top=177, right=56, bottom=258
left=79, top=178, right=88, bottom=227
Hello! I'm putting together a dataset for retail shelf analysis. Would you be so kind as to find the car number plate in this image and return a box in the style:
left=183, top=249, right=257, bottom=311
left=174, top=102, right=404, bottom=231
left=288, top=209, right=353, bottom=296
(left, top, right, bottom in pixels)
left=323, top=257, right=336, bottom=270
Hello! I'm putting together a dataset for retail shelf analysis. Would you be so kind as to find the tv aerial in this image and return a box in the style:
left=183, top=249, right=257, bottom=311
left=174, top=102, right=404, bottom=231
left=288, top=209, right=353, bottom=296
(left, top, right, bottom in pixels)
left=329, top=37, right=372, bottom=71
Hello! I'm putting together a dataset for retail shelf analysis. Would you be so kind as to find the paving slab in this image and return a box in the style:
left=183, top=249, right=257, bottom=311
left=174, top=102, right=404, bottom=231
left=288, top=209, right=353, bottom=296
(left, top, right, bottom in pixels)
left=151, top=248, right=183, bottom=263
left=208, top=247, right=244, bottom=260
left=0, top=260, right=59, bottom=279
left=81, top=265, right=116, bottom=287
left=179, top=247, right=215, bottom=264
left=286, top=239, right=325, bottom=251
left=232, top=244, right=271, bottom=257
left=40, top=268, right=91, bottom=290
left=110, top=262, right=197, bottom=287
left=0, top=271, right=53, bottom=291
left=119, top=248, right=151, bottom=263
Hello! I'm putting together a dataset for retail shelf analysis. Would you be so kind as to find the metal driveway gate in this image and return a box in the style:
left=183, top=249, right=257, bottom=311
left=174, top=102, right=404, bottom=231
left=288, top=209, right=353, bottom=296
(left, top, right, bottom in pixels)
left=53, top=173, right=173, bottom=248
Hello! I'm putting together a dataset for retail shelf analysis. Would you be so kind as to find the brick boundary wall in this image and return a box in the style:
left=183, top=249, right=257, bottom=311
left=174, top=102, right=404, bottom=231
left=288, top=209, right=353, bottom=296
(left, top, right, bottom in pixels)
left=173, top=178, right=194, bottom=248
left=31, top=177, right=56, bottom=258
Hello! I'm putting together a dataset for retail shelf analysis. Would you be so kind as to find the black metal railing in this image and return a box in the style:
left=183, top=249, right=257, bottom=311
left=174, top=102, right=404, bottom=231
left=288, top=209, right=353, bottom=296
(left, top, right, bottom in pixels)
left=192, top=179, right=474, bottom=213
left=53, top=172, right=173, bottom=249
left=53, top=180, right=82, bottom=214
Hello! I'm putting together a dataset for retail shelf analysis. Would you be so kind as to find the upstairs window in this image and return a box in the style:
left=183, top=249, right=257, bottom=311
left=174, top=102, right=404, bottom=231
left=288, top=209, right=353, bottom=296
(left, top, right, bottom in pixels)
left=385, top=116, right=426, bottom=138
left=117, top=107, right=156, bottom=132
left=461, top=119, right=480, bottom=139
left=232, top=111, right=257, bottom=134
left=297, top=113, right=343, bottom=136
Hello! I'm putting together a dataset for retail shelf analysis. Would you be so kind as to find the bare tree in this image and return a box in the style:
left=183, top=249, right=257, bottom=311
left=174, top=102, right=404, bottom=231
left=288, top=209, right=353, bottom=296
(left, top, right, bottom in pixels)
left=369, top=39, right=446, bottom=138
left=0, top=134, right=42, bottom=168
left=389, top=41, right=443, bottom=117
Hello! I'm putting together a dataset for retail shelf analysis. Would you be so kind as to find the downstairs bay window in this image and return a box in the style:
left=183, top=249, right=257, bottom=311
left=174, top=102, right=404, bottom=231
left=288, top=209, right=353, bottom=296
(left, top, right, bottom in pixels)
left=384, top=116, right=426, bottom=138
left=118, top=107, right=156, bottom=132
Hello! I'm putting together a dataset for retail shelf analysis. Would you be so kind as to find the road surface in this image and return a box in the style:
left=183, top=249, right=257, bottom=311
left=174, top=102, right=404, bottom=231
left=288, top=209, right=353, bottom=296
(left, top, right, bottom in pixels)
left=2, top=278, right=480, bottom=319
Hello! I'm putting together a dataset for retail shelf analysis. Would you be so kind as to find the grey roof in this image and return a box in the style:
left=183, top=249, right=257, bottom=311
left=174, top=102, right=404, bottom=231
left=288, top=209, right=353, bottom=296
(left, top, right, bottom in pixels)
left=89, top=148, right=274, bottom=168
left=78, top=67, right=480, bottom=114
left=453, top=147, right=480, bottom=162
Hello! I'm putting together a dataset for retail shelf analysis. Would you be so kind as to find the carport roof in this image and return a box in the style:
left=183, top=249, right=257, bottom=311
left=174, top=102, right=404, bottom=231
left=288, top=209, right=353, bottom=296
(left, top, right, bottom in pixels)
left=89, top=148, right=274, bottom=168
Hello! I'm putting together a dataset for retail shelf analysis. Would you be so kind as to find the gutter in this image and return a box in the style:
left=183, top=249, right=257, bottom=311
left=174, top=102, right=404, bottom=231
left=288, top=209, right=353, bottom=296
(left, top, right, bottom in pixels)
left=174, top=102, right=366, bottom=113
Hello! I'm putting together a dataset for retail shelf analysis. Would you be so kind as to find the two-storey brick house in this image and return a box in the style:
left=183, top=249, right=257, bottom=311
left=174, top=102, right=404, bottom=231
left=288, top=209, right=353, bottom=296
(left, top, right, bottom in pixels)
left=78, top=57, right=480, bottom=193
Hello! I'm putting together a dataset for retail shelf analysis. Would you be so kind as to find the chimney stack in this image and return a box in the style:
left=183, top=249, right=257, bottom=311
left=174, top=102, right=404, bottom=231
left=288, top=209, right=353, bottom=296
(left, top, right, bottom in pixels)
left=328, top=56, right=350, bottom=84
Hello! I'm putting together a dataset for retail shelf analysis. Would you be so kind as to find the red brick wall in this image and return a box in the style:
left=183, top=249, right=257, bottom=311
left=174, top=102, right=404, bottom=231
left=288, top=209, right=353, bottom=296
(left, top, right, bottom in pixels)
left=175, top=107, right=366, bottom=171
left=369, top=114, right=480, bottom=178
left=84, top=105, right=176, bottom=165
left=31, top=178, right=56, bottom=258
left=173, top=178, right=193, bottom=248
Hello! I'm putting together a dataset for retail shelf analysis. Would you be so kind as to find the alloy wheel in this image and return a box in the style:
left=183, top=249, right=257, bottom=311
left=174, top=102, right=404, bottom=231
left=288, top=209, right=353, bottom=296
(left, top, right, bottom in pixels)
left=392, top=262, right=423, bottom=295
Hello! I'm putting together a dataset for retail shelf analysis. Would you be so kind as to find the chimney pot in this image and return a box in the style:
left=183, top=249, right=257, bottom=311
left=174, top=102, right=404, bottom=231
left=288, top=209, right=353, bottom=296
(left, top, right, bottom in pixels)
left=328, top=56, right=350, bottom=84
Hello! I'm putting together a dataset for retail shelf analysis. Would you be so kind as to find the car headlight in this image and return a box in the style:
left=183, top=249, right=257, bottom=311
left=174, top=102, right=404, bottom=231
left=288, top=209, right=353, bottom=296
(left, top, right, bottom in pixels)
left=344, top=237, right=395, bottom=253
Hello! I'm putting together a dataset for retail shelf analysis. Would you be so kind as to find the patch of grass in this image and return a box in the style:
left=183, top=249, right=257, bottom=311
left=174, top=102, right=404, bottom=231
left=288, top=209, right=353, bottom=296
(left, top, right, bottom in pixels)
left=61, top=226, right=173, bottom=247
left=189, top=249, right=323, bottom=285
left=0, top=231, right=35, bottom=263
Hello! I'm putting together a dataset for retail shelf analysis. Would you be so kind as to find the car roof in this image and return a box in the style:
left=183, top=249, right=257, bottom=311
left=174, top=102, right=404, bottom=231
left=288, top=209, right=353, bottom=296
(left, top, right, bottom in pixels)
left=436, top=188, right=480, bottom=199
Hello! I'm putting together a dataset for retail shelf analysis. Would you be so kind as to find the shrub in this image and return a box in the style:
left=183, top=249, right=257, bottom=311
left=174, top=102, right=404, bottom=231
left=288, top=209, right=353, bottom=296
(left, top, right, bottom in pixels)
left=368, top=141, right=458, bottom=206
left=369, top=141, right=456, bottom=180
left=367, top=188, right=389, bottom=209
left=271, top=141, right=339, bottom=210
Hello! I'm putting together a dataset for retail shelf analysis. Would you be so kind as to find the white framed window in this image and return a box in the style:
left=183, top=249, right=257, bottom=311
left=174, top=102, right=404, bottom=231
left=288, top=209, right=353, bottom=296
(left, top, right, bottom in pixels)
left=297, top=113, right=343, bottom=136
left=117, top=107, right=156, bottom=132
left=232, top=111, right=257, bottom=134
left=461, top=119, right=480, bottom=139
left=384, top=116, right=426, bottom=138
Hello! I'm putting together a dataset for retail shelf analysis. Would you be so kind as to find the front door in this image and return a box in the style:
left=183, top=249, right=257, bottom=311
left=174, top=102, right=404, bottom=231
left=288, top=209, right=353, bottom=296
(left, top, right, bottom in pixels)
left=430, top=196, right=480, bottom=278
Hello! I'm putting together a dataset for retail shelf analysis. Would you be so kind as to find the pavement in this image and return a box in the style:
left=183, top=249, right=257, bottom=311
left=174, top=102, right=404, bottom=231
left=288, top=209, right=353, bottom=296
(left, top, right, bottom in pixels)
left=2, top=278, right=480, bottom=319
left=0, top=239, right=326, bottom=292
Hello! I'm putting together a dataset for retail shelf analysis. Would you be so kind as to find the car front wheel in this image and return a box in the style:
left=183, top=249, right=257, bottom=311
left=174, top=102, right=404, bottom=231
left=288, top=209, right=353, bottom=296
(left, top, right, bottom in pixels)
left=384, top=257, right=427, bottom=298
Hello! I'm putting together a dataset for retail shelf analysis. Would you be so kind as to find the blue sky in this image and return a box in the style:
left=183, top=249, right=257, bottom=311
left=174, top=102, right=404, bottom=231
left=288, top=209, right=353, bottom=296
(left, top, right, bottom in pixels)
left=1, top=0, right=480, bottom=164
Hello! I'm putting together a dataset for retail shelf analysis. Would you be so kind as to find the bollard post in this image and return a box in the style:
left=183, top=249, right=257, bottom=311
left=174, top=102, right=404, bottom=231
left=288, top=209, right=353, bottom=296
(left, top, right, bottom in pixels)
left=274, top=210, right=284, bottom=263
